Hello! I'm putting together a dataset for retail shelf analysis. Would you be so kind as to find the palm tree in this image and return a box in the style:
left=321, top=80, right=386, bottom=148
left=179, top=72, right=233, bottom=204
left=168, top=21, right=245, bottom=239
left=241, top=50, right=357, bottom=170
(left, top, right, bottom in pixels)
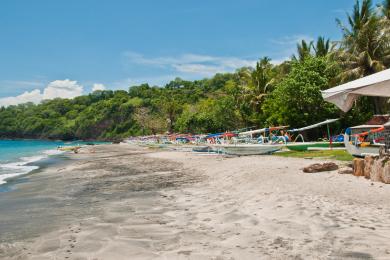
left=293, top=37, right=335, bottom=61
left=336, top=0, right=389, bottom=78
left=292, top=40, right=313, bottom=62
left=335, top=0, right=390, bottom=113
left=379, top=0, right=390, bottom=19
left=250, top=57, right=275, bottom=108
left=230, top=67, right=255, bottom=125
left=230, top=59, right=275, bottom=125
left=378, top=0, right=390, bottom=35
left=312, top=36, right=334, bottom=57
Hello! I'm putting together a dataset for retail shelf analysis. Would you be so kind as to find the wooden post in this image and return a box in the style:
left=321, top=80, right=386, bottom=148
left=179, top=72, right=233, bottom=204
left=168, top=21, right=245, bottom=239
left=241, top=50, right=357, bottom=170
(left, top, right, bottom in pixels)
left=353, top=158, right=365, bottom=177
left=327, top=124, right=332, bottom=150
left=364, top=156, right=375, bottom=179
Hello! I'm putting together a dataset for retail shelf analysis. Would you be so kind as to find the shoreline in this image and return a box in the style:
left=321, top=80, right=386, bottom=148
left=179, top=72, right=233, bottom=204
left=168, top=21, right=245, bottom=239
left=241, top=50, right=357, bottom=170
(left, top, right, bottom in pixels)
left=1, top=144, right=390, bottom=259
left=0, top=154, right=68, bottom=193
left=0, top=140, right=111, bottom=188
left=0, top=137, right=118, bottom=143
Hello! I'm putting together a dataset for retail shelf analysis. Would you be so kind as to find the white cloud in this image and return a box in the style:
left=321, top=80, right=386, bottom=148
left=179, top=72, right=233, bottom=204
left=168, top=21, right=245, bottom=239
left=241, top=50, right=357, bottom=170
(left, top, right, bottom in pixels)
left=92, top=83, right=106, bottom=91
left=123, top=51, right=257, bottom=77
left=43, top=79, right=83, bottom=100
left=0, top=89, right=43, bottom=107
left=0, top=79, right=84, bottom=107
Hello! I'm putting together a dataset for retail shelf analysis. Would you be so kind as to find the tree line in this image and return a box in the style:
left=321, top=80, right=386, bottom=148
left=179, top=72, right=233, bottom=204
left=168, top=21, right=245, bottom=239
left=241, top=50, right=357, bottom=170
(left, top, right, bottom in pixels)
left=0, top=0, right=389, bottom=141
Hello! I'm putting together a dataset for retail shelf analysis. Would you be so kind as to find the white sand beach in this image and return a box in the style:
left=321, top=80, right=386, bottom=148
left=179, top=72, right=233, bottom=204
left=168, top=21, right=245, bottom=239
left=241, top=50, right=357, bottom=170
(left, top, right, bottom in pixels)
left=1, top=144, right=390, bottom=259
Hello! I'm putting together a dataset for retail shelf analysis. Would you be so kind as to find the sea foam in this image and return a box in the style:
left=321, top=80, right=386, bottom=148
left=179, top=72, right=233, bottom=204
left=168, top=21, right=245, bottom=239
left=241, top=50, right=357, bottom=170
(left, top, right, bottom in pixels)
left=0, top=150, right=61, bottom=186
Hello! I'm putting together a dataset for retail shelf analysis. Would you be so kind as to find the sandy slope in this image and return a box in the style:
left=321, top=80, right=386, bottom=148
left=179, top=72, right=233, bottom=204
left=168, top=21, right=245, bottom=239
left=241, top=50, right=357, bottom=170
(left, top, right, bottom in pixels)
left=1, top=145, right=390, bottom=259
left=147, top=152, right=390, bottom=260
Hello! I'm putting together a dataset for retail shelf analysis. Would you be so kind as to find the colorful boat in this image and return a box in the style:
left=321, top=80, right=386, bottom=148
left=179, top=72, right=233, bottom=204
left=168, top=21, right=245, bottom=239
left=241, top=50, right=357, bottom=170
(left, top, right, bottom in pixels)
left=343, top=125, right=385, bottom=157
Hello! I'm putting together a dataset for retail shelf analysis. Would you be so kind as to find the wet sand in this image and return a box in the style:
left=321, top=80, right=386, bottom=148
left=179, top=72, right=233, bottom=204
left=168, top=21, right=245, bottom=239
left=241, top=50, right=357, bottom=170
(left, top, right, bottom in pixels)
left=1, top=144, right=390, bottom=259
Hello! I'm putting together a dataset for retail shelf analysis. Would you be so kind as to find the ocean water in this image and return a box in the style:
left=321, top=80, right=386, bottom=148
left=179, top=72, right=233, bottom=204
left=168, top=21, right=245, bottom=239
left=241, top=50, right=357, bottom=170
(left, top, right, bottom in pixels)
left=0, top=140, right=106, bottom=186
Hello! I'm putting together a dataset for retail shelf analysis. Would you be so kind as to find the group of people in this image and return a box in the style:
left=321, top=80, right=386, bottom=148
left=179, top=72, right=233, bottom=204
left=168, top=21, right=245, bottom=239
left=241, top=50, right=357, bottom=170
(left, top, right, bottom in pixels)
left=256, top=130, right=291, bottom=144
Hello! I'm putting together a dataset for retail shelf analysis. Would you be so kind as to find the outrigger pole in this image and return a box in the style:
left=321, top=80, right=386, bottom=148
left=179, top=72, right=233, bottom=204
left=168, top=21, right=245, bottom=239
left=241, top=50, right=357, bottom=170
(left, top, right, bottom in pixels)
left=288, top=119, right=339, bottom=147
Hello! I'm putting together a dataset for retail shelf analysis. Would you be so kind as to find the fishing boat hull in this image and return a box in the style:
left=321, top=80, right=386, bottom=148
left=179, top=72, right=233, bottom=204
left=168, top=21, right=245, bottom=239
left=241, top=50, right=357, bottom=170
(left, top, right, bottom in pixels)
left=286, top=142, right=344, bottom=151
left=192, top=146, right=213, bottom=153
left=221, top=144, right=282, bottom=156
left=344, top=134, right=383, bottom=157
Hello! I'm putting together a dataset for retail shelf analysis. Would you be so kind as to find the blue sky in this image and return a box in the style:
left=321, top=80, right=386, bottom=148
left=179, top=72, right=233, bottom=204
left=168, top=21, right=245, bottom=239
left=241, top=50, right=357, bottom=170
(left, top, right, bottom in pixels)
left=0, top=0, right=382, bottom=105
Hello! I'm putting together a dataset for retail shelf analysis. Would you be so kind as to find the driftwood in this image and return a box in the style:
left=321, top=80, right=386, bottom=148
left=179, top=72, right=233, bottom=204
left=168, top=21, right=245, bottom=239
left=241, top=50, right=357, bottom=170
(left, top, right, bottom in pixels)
left=353, top=158, right=365, bottom=177
left=300, top=153, right=390, bottom=184
left=303, top=162, right=338, bottom=173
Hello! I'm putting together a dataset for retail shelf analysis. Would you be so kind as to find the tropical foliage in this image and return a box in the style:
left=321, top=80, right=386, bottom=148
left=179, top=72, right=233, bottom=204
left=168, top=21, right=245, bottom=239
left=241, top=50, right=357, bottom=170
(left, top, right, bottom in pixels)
left=262, top=57, right=340, bottom=128
left=0, top=0, right=389, bottom=140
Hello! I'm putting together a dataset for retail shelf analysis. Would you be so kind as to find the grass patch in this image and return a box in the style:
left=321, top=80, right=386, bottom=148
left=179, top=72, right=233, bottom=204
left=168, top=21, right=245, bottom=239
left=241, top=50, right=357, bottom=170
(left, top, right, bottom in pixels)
left=275, top=150, right=354, bottom=162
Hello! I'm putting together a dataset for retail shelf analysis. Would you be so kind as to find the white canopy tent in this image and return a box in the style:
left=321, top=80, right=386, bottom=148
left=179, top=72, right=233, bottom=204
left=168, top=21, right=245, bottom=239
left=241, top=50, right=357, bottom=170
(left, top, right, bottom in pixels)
left=321, top=68, right=390, bottom=112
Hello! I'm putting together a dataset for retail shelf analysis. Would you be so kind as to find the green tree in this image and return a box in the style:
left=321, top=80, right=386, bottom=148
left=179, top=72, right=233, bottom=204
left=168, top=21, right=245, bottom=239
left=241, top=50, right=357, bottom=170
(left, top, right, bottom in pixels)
left=262, top=57, right=339, bottom=128
left=175, top=97, right=239, bottom=133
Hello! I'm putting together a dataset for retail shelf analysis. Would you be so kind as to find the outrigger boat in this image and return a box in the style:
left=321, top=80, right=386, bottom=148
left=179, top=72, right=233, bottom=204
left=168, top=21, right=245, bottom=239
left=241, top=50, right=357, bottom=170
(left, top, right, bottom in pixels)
left=343, top=125, right=385, bottom=157
left=192, top=132, right=237, bottom=154
left=217, top=126, right=288, bottom=156
left=237, top=126, right=289, bottom=144
left=286, top=119, right=344, bottom=151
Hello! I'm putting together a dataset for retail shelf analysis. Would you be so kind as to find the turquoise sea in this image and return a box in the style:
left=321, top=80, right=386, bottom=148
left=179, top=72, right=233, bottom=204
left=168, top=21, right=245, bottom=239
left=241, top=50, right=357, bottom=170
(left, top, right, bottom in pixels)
left=0, top=140, right=107, bottom=186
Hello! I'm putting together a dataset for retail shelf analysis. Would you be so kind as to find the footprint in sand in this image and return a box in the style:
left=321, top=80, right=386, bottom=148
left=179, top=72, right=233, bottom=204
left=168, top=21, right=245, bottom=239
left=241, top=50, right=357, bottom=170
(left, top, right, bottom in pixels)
left=178, top=250, right=192, bottom=256
left=360, top=225, right=376, bottom=230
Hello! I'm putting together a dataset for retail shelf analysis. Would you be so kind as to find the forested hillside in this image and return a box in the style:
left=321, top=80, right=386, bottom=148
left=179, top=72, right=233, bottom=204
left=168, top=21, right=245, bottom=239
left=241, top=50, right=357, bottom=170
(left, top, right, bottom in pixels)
left=0, top=0, right=389, bottom=141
